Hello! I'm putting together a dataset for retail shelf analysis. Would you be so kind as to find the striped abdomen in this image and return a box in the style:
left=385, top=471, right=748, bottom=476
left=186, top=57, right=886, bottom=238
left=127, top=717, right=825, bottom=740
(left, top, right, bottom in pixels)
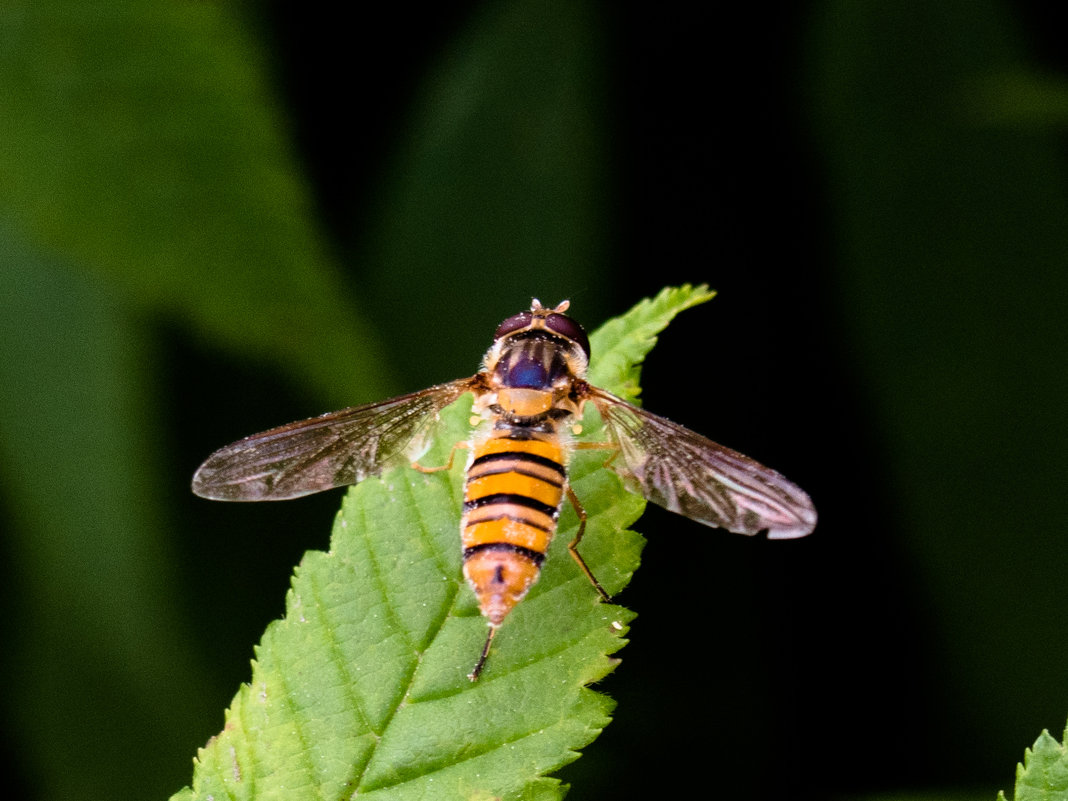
left=462, top=431, right=567, bottom=626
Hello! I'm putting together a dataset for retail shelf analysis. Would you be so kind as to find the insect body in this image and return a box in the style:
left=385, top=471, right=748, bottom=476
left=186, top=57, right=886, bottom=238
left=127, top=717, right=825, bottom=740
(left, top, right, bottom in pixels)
left=193, top=299, right=817, bottom=679
left=461, top=429, right=567, bottom=631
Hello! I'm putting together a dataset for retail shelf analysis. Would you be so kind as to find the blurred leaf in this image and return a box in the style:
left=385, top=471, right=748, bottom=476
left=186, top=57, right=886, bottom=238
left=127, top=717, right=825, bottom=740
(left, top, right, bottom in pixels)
left=359, top=0, right=611, bottom=384
left=0, top=1, right=390, bottom=407
left=0, top=225, right=212, bottom=799
left=997, top=724, right=1068, bottom=801
left=969, top=69, right=1068, bottom=128
left=809, top=0, right=1068, bottom=758
left=172, top=286, right=708, bottom=801
left=0, top=4, right=408, bottom=798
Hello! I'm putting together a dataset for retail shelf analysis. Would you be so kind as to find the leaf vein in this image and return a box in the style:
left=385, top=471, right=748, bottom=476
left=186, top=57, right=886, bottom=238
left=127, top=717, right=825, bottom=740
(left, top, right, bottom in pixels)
left=346, top=471, right=468, bottom=799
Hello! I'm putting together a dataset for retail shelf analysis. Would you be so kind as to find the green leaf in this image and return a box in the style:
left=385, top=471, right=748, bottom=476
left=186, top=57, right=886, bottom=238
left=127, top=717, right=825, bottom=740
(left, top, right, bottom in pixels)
left=998, top=724, right=1068, bottom=801
left=172, top=286, right=711, bottom=801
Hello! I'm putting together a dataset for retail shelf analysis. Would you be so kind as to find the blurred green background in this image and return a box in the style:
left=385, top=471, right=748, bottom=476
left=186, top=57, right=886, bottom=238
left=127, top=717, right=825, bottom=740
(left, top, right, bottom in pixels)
left=2, top=1, right=1067, bottom=799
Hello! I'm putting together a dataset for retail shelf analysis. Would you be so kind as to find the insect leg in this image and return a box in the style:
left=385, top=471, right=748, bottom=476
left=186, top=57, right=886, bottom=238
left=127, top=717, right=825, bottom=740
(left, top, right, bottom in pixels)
left=410, top=441, right=471, bottom=473
left=565, top=485, right=611, bottom=602
left=573, top=439, right=620, bottom=470
left=468, top=625, right=497, bottom=681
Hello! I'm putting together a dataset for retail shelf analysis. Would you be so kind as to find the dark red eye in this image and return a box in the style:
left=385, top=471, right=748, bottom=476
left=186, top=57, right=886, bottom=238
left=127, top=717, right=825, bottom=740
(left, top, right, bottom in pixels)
left=545, top=313, right=590, bottom=359
left=494, top=311, right=533, bottom=340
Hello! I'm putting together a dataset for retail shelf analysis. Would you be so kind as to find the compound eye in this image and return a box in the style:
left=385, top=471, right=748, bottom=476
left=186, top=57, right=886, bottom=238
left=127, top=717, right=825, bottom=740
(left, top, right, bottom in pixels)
left=545, top=313, right=590, bottom=359
left=494, top=311, right=533, bottom=340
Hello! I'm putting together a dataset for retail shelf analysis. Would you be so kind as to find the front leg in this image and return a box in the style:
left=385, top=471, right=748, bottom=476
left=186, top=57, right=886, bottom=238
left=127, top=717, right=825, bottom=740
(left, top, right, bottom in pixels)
left=411, top=441, right=471, bottom=473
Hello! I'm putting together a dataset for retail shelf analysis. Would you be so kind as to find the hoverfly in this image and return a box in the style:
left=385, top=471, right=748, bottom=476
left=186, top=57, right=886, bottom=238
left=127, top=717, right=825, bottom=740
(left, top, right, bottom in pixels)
left=193, top=299, right=816, bottom=679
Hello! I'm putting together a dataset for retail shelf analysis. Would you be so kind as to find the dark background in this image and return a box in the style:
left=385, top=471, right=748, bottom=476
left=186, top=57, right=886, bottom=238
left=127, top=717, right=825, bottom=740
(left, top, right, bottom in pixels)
left=1, top=2, right=1067, bottom=799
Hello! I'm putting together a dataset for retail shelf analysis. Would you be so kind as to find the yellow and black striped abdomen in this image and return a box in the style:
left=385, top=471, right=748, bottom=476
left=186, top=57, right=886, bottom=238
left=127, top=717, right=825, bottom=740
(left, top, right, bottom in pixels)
left=461, top=432, right=567, bottom=626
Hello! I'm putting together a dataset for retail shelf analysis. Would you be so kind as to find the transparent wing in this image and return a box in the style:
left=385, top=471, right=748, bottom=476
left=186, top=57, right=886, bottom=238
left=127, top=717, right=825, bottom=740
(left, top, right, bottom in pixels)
left=192, top=378, right=478, bottom=501
left=587, top=387, right=817, bottom=538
